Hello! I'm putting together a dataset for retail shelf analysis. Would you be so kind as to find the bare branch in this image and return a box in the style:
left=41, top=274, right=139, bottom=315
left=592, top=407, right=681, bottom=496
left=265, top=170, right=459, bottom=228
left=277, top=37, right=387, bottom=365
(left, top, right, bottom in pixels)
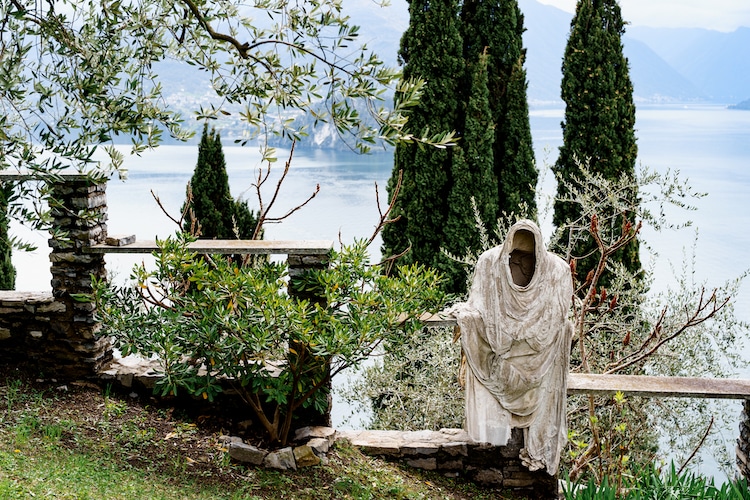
left=251, top=141, right=320, bottom=237
left=262, top=184, right=320, bottom=224
left=366, top=169, right=403, bottom=246
left=605, top=288, right=730, bottom=374
left=677, top=416, right=714, bottom=476
left=150, top=189, right=186, bottom=229
left=378, top=244, right=412, bottom=275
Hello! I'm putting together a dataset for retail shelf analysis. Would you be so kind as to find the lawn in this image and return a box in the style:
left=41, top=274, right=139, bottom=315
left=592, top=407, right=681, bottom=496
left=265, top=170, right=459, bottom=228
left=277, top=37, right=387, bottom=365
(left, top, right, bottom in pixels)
left=0, top=364, right=517, bottom=500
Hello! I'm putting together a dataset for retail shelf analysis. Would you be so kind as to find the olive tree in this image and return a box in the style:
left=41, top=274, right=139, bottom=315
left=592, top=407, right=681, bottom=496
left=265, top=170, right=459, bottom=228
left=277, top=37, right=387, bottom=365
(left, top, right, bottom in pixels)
left=1, top=0, right=454, bottom=236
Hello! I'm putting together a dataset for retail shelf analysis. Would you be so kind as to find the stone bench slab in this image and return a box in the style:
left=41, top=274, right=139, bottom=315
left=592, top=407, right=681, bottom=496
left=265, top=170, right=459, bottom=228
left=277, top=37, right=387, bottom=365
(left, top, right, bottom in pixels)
left=87, top=239, right=333, bottom=255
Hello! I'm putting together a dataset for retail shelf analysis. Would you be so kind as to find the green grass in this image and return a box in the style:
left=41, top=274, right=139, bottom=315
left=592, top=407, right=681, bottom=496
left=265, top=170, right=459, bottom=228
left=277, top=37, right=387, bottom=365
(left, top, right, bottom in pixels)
left=8, top=373, right=747, bottom=500
left=0, top=375, right=509, bottom=500
left=0, top=448, right=247, bottom=500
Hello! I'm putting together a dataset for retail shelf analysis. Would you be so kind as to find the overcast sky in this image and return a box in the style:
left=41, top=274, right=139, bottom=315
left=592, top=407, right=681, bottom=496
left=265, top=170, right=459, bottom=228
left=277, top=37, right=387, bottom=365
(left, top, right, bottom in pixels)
left=537, top=0, right=750, bottom=31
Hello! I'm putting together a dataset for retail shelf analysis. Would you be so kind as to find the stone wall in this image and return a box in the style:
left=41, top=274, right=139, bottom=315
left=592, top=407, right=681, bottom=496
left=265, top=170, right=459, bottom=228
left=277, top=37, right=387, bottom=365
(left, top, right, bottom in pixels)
left=337, top=428, right=559, bottom=498
left=0, top=174, right=112, bottom=379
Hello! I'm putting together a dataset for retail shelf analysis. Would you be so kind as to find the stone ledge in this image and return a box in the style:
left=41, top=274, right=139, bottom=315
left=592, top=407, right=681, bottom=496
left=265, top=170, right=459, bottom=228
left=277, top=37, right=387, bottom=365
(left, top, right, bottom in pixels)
left=0, top=291, right=55, bottom=307
left=99, top=355, right=163, bottom=389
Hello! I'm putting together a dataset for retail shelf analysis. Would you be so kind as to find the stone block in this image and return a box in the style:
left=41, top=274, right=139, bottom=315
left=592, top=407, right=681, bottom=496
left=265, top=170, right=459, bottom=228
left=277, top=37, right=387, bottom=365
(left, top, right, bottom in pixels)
left=401, top=443, right=439, bottom=456
left=38, top=301, right=67, bottom=314
left=294, top=426, right=336, bottom=443
left=0, top=327, right=10, bottom=340
left=263, top=447, right=296, bottom=470
left=293, top=445, right=321, bottom=467
left=307, top=437, right=331, bottom=456
left=230, top=441, right=268, bottom=466
left=437, top=458, right=463, bottom=471
left=405, top=457, right=436, bottom=470
left=441, top=442, right=469, bottom=457
left=105, top=234, right=136, bottom=246
left=472, top=468, right=504, bottom=485
left=49, top=252, right=98, bottom=264
left=218, top=435, right=244, bottom=446
left=73, top=301, right=95, bottom=312
left=117, top=372, right=134, bottom=388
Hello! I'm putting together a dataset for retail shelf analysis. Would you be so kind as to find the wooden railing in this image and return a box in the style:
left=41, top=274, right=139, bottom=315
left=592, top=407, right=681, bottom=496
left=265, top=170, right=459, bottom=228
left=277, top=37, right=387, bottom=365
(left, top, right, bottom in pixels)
left=422, top=313, right=750, bottom=400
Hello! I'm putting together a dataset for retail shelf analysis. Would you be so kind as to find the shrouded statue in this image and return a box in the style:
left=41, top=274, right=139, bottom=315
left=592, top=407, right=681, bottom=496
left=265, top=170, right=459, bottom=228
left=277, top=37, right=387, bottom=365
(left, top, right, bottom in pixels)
left=452, top=219, right=573, bottom=475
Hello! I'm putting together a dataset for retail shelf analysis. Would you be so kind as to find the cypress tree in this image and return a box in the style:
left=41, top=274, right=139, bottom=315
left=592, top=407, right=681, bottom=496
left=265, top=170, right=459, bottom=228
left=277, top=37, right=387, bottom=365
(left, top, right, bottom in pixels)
left=381, top=0, right=464, bottom=273
left=443, top=53, right=498, bottom=292
left=184, top=124, right=259, bottom=241
left=0, top=184, right=15, bottom=290
left=554, top=0, right=640, bottom=277
left=461, top=0, right=537, bottom=217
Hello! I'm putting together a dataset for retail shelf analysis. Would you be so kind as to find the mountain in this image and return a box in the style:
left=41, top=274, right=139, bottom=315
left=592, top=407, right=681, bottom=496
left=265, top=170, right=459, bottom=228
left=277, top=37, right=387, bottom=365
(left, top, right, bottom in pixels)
left=518, top=0, right=571, bottom=103
left=627, top=26, right=750, bottom=102
left=366, top=0, right=750, bottom=104
left=518, top=0, right=706, bottom=104
left=623, top=38, right=705, bottom=103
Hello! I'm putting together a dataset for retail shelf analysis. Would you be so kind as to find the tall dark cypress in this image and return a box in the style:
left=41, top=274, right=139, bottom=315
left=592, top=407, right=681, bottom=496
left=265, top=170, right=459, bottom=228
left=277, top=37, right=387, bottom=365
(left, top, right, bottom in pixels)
left=554, top=0, right=640, bottom=277
left=461, top=0, right=537, bottom=217
left=381, top=0, right=464, bottom=272
left=443, top=53, right=498, bottom=292
left=184, top=124, right=259, bottom=241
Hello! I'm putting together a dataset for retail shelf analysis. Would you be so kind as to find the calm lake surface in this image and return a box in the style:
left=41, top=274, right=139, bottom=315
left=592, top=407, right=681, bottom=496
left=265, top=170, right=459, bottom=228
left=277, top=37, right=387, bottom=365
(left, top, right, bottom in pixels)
left=10, top=104, right=750, bottom=475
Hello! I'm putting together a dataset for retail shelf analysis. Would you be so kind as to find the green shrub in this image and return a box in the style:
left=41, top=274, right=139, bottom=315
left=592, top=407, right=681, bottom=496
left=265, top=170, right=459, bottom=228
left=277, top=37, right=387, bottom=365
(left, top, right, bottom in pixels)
left=94, top=235, right=447, bottom=446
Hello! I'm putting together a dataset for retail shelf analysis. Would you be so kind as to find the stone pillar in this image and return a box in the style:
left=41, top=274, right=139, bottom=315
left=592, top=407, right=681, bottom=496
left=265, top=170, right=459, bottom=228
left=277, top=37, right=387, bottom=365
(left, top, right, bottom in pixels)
left=287, top=252, right=331, bottom=426
left=738, top=399, right=750, bottom=479
left=46, top=175, right=112, bottom=378
left=287, top=253, right=330, bottom=304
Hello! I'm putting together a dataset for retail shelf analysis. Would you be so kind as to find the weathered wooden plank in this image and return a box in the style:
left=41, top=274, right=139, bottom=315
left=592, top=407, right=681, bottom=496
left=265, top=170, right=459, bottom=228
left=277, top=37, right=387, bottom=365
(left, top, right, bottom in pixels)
left=419, top=312, right=459, bottom=327
left=568, top=373, right=750, bottom=399
left=87, top=239, right=334, bottom=255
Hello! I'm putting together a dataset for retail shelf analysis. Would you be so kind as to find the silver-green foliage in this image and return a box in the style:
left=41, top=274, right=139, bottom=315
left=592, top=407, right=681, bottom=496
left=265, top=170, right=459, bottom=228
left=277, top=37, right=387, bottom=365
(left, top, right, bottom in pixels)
left=340, top=326, right=464, bottom=431
left=93, top=234, right=447, bottom=445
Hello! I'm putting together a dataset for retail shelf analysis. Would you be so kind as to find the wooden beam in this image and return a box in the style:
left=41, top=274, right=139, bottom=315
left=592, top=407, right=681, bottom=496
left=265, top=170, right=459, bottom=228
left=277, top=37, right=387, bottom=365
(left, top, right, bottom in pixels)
left=87, top=239, right=334, bottom=255
left=422, top=315, right=750, bottom=400
left=568, top=373, right=750, bottom=400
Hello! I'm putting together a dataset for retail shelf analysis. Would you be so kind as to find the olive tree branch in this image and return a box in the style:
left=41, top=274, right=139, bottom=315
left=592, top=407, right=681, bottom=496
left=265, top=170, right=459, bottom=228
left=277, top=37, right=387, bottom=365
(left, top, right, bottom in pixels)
left=177, top=0, right=355, bottom=78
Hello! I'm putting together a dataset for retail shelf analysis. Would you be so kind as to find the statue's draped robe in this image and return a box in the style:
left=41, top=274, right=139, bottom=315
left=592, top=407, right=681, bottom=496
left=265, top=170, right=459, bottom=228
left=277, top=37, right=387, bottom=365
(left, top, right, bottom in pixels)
left=453, top=220, right=573, bottom=475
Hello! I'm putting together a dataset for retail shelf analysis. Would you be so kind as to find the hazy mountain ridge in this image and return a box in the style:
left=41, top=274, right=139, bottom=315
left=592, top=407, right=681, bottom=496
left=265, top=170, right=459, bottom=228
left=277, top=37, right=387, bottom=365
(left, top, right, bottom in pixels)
left=627, top=26, right=750, bottom=102
left=366, top=0, right=749, bottom=105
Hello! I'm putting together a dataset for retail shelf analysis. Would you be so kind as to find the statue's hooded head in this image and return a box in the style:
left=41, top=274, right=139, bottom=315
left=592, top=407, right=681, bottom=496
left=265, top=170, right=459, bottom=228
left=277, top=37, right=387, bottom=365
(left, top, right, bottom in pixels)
left=503, top=220, right=544, bottom=289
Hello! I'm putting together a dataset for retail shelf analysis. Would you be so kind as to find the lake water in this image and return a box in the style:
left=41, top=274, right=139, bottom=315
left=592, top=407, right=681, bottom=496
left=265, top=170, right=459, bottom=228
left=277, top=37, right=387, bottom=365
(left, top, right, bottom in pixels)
left=9, top=104, right=750, bottom=475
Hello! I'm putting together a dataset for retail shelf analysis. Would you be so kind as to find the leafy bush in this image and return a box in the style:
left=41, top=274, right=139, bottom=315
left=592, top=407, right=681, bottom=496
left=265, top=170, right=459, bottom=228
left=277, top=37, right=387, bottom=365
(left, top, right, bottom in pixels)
left=93, top=234, right=446, bottom=446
